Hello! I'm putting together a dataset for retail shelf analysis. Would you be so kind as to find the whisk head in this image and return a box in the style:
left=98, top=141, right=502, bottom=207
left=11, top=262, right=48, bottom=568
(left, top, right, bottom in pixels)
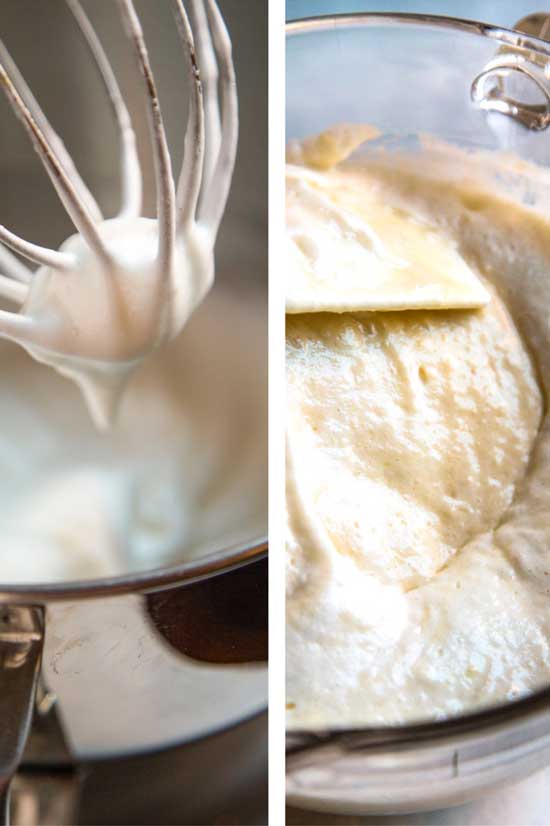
left=0, top=0, right=238, bottom=429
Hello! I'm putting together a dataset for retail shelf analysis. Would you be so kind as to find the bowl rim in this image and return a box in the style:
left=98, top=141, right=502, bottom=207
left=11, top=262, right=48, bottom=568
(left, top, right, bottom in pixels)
left=286, top=10, right=550, bottom=58
left=0, top=536, right=267, bottom=601
left=285, top=9, right=550, bottom=757
left=287, top=680, right=550, bottom=760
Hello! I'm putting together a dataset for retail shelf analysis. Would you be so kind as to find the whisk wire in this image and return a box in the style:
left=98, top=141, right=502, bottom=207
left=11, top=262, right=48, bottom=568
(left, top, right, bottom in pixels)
left=117, top=0, right=176, bottom=273
left=188, top=0, right=222, bottom=197
left=66, top=0, right=142, bottom=220
left=0, top=39, right=102, bottom=224
left=0, top=245, right=32, bottom=284
left=0, top=225, right=74, bottom=271
left=173, top=0, right=205, bottom=229
left=0, top=274, right=27, bottom=304
left=0, top=57, right=112, bottom=265
left=200, top=0, right=238, bottom=234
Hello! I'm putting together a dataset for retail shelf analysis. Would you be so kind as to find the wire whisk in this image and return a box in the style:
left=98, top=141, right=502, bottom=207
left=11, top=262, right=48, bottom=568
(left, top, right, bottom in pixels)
left=0, top=0, right=238, bottom=428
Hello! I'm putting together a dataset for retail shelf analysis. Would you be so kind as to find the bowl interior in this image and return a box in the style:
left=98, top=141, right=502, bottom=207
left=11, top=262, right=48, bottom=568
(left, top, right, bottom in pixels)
left=285, top=11, right=550, bottom=790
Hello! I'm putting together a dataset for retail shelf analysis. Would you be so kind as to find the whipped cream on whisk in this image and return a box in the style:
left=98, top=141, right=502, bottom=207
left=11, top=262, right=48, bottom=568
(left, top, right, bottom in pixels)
left=0, top=0, right=237, bottom=429
left=15, top=218, right=213, bottom=429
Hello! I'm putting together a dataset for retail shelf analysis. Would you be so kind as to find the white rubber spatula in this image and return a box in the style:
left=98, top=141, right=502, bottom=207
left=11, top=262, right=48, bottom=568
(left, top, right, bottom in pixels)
left=286, top=126, right=490, bottom=315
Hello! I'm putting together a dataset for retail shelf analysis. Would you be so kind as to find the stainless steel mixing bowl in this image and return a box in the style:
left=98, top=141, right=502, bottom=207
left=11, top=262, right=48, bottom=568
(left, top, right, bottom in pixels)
left=0, top=2, right=267, bottom=823
left=286, top=12, right=550, bottom=815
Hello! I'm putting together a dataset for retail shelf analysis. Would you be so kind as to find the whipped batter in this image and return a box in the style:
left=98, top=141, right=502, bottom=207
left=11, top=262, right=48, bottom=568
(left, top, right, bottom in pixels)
left=286, top=131, right=550, bottom=727
left=0, top=288, right=266, bottom=582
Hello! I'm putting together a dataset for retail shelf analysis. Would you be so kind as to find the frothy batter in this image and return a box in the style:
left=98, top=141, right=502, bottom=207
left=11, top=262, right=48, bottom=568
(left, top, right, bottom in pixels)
left=286, top=132, right=550, bottom=727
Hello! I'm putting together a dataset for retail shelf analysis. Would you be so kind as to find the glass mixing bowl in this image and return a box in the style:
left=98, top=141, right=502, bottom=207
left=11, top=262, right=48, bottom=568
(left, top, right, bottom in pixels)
left=286, top=12, right=550, bottom=815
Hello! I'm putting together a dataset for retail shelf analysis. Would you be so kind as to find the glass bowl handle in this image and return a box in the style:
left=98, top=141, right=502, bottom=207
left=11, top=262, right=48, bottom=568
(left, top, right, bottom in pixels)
left=471, top=12, right=550, bottom=131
